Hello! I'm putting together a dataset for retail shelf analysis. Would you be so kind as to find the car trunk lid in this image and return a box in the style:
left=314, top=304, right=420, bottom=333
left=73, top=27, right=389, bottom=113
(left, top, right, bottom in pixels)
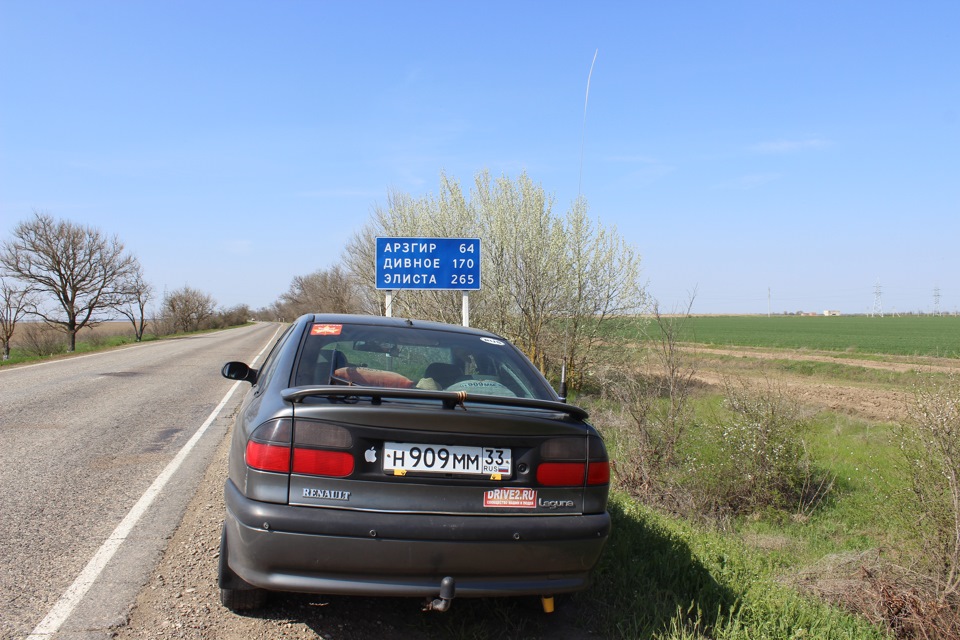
left=264, top=395, right=608, bottom=516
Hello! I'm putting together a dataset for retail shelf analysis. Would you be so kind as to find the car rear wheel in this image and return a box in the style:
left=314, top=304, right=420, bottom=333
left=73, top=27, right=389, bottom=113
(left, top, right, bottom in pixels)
left=218, top=524, right=266, bottom=611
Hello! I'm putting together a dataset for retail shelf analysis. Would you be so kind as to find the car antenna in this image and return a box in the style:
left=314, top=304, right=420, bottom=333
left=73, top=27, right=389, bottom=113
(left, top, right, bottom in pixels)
left=559, top=361, right=568, bottom=402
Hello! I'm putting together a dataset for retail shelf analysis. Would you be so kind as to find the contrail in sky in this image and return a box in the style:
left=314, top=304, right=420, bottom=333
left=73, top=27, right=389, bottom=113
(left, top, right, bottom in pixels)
left=578, top=48, right=598, bottom=199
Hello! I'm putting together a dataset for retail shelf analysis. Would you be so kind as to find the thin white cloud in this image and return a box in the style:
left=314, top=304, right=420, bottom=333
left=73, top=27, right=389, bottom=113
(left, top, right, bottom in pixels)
left=750, top=137, right=832, bottom=154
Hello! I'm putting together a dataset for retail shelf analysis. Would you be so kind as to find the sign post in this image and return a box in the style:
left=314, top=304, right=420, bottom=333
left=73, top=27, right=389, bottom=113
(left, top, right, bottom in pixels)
left=376, top=237, right=481, bottom=326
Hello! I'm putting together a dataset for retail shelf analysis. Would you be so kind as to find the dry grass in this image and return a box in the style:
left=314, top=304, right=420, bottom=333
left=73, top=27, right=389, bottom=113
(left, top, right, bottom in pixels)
left=785, top=551, right=960, bottom=640
left=8, top=321, right=141, bottom=356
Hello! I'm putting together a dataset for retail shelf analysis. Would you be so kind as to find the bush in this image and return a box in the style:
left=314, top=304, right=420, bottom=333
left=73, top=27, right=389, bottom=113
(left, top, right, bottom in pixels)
left=694, top=377, right=824, bottom=518
left=593, top=305, right=700, bottom=509
left=900, top=375, right=960, bottom=595
left=217, top=304, right=251, bottom=328
left=17, top=322, right=66, bottom=357
left=876, top=373, right=960, bottom=638
left=159, top=286, right=216, bottom=333
left=594, top=374, right=832, bottom=523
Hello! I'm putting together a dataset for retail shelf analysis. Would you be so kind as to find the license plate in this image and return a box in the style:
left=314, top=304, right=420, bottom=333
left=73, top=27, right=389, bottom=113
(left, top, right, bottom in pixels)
left=383, top=442, right=512, bottom=476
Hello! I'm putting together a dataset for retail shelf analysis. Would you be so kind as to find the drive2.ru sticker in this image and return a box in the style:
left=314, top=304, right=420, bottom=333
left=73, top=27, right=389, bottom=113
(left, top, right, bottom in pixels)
left=483, top=488, right=536, bottom=508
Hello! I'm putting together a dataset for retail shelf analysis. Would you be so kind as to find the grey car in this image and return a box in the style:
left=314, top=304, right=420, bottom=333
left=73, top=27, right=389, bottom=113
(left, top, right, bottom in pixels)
left=219, top=314, right=610, bottom=612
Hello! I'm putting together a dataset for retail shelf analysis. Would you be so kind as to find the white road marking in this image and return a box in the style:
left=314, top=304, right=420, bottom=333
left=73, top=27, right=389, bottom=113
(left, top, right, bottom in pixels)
left=27, top=326, right=281, bottom=639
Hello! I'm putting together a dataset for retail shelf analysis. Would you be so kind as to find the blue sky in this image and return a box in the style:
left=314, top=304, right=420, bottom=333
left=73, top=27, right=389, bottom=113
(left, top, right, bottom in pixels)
left=1, top=1, right=957, bottom=315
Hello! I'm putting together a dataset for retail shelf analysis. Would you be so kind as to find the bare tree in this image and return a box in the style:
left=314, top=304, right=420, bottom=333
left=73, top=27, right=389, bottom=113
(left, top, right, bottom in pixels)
left=218, top=304, right=252, bottom=328
left=0, top=278, right=37, bottom=360
left=0, top=211, right=138, bottom=351
left=161, top=285, right=216, bottom=333
left=277, top=266, right=363, bottom=319
left=115, top=262, right=152, bottom=341
left=596, top=296, right=699, bottom=500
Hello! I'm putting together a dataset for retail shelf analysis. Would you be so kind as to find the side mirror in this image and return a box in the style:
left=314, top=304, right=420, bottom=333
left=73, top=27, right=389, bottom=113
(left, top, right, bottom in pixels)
left=222, top=361, right=258, bottom=385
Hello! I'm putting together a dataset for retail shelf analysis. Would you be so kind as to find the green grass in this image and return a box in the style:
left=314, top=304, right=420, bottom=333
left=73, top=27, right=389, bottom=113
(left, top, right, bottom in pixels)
left=737, top=412, right=906, bottom=561
left=578, top=496, right=888, bottom=639
left=1, top=323, right=254, bottom=367
left=1, top=349, right=38, bottom=366
left=614, top=315, right=960, bottom=358
left=0, top=334, right=153, bottom=366
left=579, top=392, right=914, bottom=638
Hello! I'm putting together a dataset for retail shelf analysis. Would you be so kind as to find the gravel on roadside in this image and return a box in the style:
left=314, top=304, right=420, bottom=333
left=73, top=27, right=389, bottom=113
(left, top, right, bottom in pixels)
left=111, top=423, right=596, bottom=640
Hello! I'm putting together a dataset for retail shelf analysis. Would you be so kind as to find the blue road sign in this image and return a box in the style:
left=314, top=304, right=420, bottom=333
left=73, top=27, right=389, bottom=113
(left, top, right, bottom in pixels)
left=376, top=237, right=481, bottom=290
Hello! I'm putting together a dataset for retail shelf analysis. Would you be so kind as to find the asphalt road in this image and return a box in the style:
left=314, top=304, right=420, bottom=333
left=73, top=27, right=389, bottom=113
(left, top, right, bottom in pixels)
left=0, top=323, right=282, bottom=640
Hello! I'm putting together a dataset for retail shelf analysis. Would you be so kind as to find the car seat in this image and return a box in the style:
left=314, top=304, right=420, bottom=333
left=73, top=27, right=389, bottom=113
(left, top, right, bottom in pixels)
left=423, top=362, right=468, bottom=389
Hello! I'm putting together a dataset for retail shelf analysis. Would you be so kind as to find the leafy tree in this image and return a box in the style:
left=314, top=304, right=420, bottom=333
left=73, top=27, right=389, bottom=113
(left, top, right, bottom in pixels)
left=0, top=211, right=139, bottom=351
left=344, top=177, right=475, bottom=322
left=557, top=201, right=645, bottom=387
left=344, top=170, right=646, bottom=386
left=472, top=170, right=567, bottom=371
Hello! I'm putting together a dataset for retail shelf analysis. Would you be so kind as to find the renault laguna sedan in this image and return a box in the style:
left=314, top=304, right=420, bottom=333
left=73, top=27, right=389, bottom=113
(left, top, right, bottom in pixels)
left=219, top=314, right=610, bottom=612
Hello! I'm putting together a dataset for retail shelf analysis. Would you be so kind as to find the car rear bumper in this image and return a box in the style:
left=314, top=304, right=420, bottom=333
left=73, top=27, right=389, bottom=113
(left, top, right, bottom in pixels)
left=224, top=479, right=610, bottom=597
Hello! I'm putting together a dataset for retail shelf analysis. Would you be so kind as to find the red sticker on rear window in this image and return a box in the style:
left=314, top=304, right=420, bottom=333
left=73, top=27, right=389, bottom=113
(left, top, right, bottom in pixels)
left=310, top=323, right=343, bottom=336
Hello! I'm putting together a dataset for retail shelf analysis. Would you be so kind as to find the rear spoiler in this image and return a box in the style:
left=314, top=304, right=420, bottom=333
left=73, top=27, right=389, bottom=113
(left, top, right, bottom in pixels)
left=281, top=385, right=589, bottom=421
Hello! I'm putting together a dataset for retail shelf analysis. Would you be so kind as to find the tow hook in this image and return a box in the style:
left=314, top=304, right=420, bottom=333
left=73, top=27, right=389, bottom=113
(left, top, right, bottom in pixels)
left=422, top=576, right=456, bottom=612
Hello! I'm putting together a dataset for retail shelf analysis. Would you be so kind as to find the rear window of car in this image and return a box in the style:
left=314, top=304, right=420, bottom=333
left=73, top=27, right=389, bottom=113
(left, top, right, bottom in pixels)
left=293, top=323, right=554, bottom=400
left=253, top=325, right=295, bottom=394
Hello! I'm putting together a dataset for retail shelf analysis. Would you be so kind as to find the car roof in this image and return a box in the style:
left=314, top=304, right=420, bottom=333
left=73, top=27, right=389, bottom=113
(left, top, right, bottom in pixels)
left=304, top=314, right=505, bottom=339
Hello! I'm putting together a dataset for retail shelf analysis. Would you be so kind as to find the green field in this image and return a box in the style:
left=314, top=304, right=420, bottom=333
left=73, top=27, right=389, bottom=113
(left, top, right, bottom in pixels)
left=628, top=315, right=960, bottom=358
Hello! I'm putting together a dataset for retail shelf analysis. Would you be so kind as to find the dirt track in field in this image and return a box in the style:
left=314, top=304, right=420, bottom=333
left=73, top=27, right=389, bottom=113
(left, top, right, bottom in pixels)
left=697, top=345, right=960, bottom=375
left=690, top=345, right=960, bottom=422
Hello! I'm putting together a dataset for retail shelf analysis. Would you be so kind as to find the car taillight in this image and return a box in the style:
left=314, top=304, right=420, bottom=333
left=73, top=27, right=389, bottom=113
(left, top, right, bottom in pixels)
left=246, top=419, right=354, bottom=478
left=537, top=461, right=586, bottom=486
left=587, top=460, right=610, bottom=484
left=246, top=441, right=292, bottom=473
left=292, top=449, right=354, bottom=477
left=537, top=435, right=609, bottom=487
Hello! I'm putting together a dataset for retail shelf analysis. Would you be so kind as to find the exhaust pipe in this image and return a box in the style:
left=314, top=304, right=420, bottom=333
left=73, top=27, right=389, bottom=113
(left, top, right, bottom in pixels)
left=422, top=577, right=456, bottom=612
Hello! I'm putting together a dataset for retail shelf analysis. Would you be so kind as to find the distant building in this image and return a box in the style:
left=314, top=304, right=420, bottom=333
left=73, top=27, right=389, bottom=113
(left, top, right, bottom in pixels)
left=823, top=310, right=841, bottom=317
